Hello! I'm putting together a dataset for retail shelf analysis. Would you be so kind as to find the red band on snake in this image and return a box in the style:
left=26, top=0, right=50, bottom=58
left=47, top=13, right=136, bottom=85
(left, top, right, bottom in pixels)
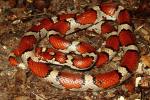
left=8, top=2, right=139, bottom=91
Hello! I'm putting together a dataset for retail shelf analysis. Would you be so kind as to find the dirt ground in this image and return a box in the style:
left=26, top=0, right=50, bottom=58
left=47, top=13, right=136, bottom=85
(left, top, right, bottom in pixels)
left=0, top=0, right=150, bottom=100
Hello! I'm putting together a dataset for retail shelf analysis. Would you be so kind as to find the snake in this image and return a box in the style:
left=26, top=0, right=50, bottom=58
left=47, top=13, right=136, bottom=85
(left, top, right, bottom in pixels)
left=8, top=2, right=139, bottom=91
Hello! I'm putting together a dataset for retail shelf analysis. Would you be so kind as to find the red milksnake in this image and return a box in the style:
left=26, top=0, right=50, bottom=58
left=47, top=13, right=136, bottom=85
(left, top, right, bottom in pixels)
left=8, top=2, right=139, bottom=91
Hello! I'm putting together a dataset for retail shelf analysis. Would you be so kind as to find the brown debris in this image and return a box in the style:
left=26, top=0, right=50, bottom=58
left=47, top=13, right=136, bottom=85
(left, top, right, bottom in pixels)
left=136, top=0, right=150, bottom=17
left=8, top=0, right=17, bottom=8
left=141, top=55, right=150, bottom=67
left=33, top=0, right=50, bottom=11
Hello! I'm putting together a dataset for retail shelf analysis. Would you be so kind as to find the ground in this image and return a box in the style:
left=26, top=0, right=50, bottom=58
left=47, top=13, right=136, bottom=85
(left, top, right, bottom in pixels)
left=0, top=0, right=150, bottom=100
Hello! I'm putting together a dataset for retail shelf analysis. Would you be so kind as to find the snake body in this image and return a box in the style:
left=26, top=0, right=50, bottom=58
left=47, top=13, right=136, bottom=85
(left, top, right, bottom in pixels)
left=9, top=3, right=139, bottom=91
